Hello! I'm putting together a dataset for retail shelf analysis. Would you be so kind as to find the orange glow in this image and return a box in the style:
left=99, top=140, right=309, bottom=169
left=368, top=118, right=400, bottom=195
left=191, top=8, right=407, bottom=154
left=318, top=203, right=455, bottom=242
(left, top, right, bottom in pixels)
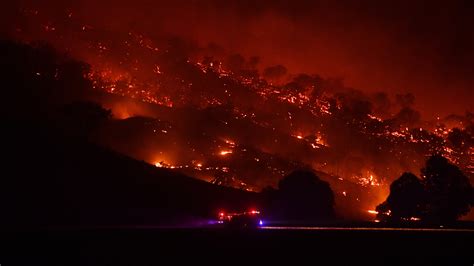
left=219, top=150, right=233, bottom=156
left=357, top=173, right=382, bottom=187
left=224, top=139, right=236, bottom=146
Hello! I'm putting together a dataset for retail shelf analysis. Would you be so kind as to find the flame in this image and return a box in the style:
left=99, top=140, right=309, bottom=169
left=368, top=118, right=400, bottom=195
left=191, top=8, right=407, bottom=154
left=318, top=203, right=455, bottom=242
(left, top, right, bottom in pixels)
left=219, top=150, right=233, bottom=156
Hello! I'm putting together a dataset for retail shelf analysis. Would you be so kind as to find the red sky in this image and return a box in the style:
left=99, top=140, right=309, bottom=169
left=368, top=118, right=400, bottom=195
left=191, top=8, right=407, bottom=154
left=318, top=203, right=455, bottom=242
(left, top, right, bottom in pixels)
left=4, top=0, right=473, bottom=118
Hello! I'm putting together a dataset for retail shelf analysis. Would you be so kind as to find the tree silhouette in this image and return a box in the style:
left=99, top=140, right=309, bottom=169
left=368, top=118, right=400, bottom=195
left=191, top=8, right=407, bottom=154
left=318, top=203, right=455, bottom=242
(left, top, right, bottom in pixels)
left=376, top=172, right=424, bottom=221
left=263, top=65, right=287, bottom=81
left=421, top=155, right=472, bottom=223
left=376, top=155, right=473, bottom=223
left=59, top=101, right=112, bottom=137
left=264, top=169, right=335, bottom=221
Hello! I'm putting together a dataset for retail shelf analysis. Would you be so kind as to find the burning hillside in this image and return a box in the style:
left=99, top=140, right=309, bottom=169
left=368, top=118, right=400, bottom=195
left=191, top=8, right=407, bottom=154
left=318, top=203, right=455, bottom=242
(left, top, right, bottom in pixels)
left=3, top=4, right=473, bottom=219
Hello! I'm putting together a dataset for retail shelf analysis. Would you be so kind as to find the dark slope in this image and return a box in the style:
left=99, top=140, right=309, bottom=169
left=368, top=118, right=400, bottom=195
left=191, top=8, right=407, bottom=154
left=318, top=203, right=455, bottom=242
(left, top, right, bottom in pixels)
left=1, top=120, right=258, bottom=228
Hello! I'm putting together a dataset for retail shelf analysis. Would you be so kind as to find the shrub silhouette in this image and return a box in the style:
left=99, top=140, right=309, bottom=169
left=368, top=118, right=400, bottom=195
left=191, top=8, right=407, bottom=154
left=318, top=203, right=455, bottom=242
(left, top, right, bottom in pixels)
left=264, top=169, right=335, bottom=221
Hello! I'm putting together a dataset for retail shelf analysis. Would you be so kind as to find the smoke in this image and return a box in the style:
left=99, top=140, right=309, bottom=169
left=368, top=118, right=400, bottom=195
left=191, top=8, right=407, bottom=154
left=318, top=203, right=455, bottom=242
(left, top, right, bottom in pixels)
left=3, top=1, right=473, bottom=219
left=395, top=93, right=416, bottom=109
left=4, top=0, right=473, bottom=118
left=263, top=65, right=287, bottom=82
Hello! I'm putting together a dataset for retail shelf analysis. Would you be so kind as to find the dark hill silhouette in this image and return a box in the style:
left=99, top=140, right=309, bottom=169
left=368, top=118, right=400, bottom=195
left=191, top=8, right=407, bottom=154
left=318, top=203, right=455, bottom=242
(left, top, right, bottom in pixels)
left=3, top=119, right=338, bottom=227
left=0, top=39, right=339, bottom=228
left=2, top=120, right=258, bottom=228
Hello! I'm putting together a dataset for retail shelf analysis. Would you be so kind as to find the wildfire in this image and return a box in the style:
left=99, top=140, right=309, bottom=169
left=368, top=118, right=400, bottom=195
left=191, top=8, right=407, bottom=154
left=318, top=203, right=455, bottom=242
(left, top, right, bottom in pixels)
left=80, top=33, right=471, bottom=217
left=154, top=161, right=166, bottom=168
left=314, top=133, right=328, bottom=147
left=357, top=173, right=382, bottom=187
left=13, top=7, right=473, bottom=219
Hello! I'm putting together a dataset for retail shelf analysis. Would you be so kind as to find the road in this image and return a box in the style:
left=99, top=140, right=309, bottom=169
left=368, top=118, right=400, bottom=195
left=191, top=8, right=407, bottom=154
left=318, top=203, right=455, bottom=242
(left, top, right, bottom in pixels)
left=2, top=226, right=473, bottom=264
left=261, top=226, right=474, bottom=232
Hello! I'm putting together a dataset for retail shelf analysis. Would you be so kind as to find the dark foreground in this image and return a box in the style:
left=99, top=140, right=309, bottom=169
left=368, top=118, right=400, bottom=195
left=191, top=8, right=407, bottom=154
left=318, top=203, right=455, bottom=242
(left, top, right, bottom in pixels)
left=2, top=227, right=474, bottom=265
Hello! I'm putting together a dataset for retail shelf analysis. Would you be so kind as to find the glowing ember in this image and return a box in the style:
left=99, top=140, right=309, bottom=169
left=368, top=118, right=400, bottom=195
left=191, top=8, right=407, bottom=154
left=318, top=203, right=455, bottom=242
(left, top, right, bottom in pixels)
left=224, top=139, right=236, bottom=146
left=219, top=150, right=233, bottom=156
